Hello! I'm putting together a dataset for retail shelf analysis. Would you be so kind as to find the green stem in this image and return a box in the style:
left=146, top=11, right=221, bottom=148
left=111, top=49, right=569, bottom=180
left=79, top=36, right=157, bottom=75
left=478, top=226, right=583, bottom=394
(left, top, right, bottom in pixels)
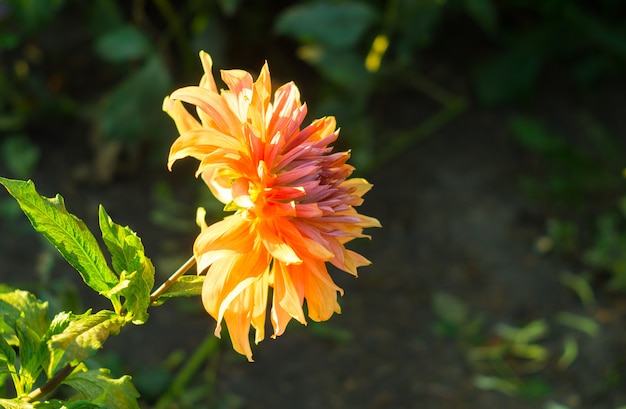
left=150, top=255, right=196, bottom=303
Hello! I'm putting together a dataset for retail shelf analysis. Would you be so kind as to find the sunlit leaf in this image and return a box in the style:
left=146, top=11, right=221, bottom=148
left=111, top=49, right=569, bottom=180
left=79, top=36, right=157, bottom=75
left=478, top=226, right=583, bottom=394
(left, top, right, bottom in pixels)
left=153, top=275, right=204, bottom=304
left=44, top=311, right=84, bottom=376
left=275, top=1, right=377, bottom=49
left=99, top=206, right=155, bottom=324
left=16, top=320, right=48, bottom=392
left=0, top=178, right=119, bottom=299
left=0, top=333, right=17, bottom=382
left=63, top=368, right=140, bottom=409
left=49, top=310, right=126, bottom=366
left=0, top=398, right=35, bottom=409
left=0, top=286, right=49, bottom=342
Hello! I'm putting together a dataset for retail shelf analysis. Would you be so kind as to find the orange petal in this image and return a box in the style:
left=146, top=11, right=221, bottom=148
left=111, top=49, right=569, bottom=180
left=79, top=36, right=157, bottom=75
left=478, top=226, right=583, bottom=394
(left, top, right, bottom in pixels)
left=257, top=219, right=302, bottom=264
left=168, top=128, right=245, bottom=170
left=198, top=51, right=218, bottom=93
left=162, top=96, right=201, bottom=134
left=271, top=262, right=306, bottom=337
left=300, top=261, right=342, bottom=321
left=170, top=86, right=242, bottom=136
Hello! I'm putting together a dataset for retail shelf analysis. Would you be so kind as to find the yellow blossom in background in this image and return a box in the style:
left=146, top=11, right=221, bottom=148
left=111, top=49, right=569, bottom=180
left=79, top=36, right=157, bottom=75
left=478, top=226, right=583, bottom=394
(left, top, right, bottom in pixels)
left=163, top=51, right=380, bottom=361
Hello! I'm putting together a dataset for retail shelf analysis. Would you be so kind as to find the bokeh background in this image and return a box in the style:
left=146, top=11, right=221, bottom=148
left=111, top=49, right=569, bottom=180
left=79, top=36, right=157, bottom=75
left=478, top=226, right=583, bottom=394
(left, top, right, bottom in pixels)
left=2, top=0, right=626, bottom=408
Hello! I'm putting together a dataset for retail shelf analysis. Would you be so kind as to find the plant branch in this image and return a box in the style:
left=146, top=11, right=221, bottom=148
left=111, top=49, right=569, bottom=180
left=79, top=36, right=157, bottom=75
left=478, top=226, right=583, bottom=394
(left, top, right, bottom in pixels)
left=23, top=364, right=75, bottom=402
left=150, top=255, right=196, bottom=303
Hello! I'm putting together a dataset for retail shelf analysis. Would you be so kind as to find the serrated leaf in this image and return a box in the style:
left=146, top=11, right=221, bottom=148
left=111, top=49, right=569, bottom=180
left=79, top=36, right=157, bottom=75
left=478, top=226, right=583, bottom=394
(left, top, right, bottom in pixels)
left=98, top=206, right=154, bottom=324
left=63, top=368, right=139, bottom=409
left=46, top=312, right=74, bottom=339
left=0, top=287, right=49, bottom=342
left=0, top=178, right=119, bottom=299
left=45, top=311, right=80, bottom=376
left=275, top=1, right=377, bottom=49
left=49, top=311, right=125, bottom=366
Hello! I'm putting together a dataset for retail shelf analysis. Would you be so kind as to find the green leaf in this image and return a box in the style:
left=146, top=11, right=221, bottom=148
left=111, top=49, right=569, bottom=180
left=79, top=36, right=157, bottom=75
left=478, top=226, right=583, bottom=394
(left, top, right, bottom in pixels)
left=8, top=0, right=64, bottom=34
left=303, top=48, right=372, bottom=90
left=98, top=206, right=155, bottom=324
left=509, top=116, right=568, bottom=155
left=557, top=336, right=578, bottom=369
left=95, top=25, right=151, bottom=63
left=556, top=312, right=599, bottom=337
left=474, top=46, right=542, bottom=105
left=1, top=135, right=40, bottom=179
left=45, top=311, right=78, bottom=376
left=432, top=292, right=467, bottom=325
left=32, top=400, right=100, bottom=409
left=474, top=375, right=518, bottom=396
left=275, top=1, right=377, bottom=49
left=494, top=319, right=548, bottom=344
left=0, top=398, right=35, bottom=409
left=0, top=287, right=49, bottom=342
left=16, top=320, right=48, bottom=392
left=49, top=310, right=125, bottom=367
left=0, top=178, right=119, bottom=299
left=153, top=275, right=205, bottom=304
left=63, top=368, right=140, bottom=409
left=99, top=55, right=171, bottom=144
left=0, top=331, right=16, bottom=365
left=0, top=333, right=18, bottom=388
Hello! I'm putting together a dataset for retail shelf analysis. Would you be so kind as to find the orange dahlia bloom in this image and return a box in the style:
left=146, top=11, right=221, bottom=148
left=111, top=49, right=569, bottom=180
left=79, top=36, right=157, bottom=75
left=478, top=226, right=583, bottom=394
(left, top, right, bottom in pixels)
left=163, top=51, right=380, bottom=361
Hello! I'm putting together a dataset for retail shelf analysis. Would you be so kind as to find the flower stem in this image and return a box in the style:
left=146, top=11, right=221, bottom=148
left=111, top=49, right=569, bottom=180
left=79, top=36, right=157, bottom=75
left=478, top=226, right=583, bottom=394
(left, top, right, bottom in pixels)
left=24, top=363, right=75, bottom=402
left=150, top=255, right=196, bottom=303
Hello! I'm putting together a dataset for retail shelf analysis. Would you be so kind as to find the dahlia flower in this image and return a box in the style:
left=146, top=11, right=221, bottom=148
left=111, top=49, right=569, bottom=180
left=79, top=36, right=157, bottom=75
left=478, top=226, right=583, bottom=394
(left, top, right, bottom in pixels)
left=163, top=51, right=380, bottom=361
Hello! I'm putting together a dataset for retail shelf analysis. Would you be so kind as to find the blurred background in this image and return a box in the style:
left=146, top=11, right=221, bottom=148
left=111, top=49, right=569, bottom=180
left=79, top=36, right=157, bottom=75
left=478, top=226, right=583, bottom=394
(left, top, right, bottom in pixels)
left=1, top=0, right=626, bottom=408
